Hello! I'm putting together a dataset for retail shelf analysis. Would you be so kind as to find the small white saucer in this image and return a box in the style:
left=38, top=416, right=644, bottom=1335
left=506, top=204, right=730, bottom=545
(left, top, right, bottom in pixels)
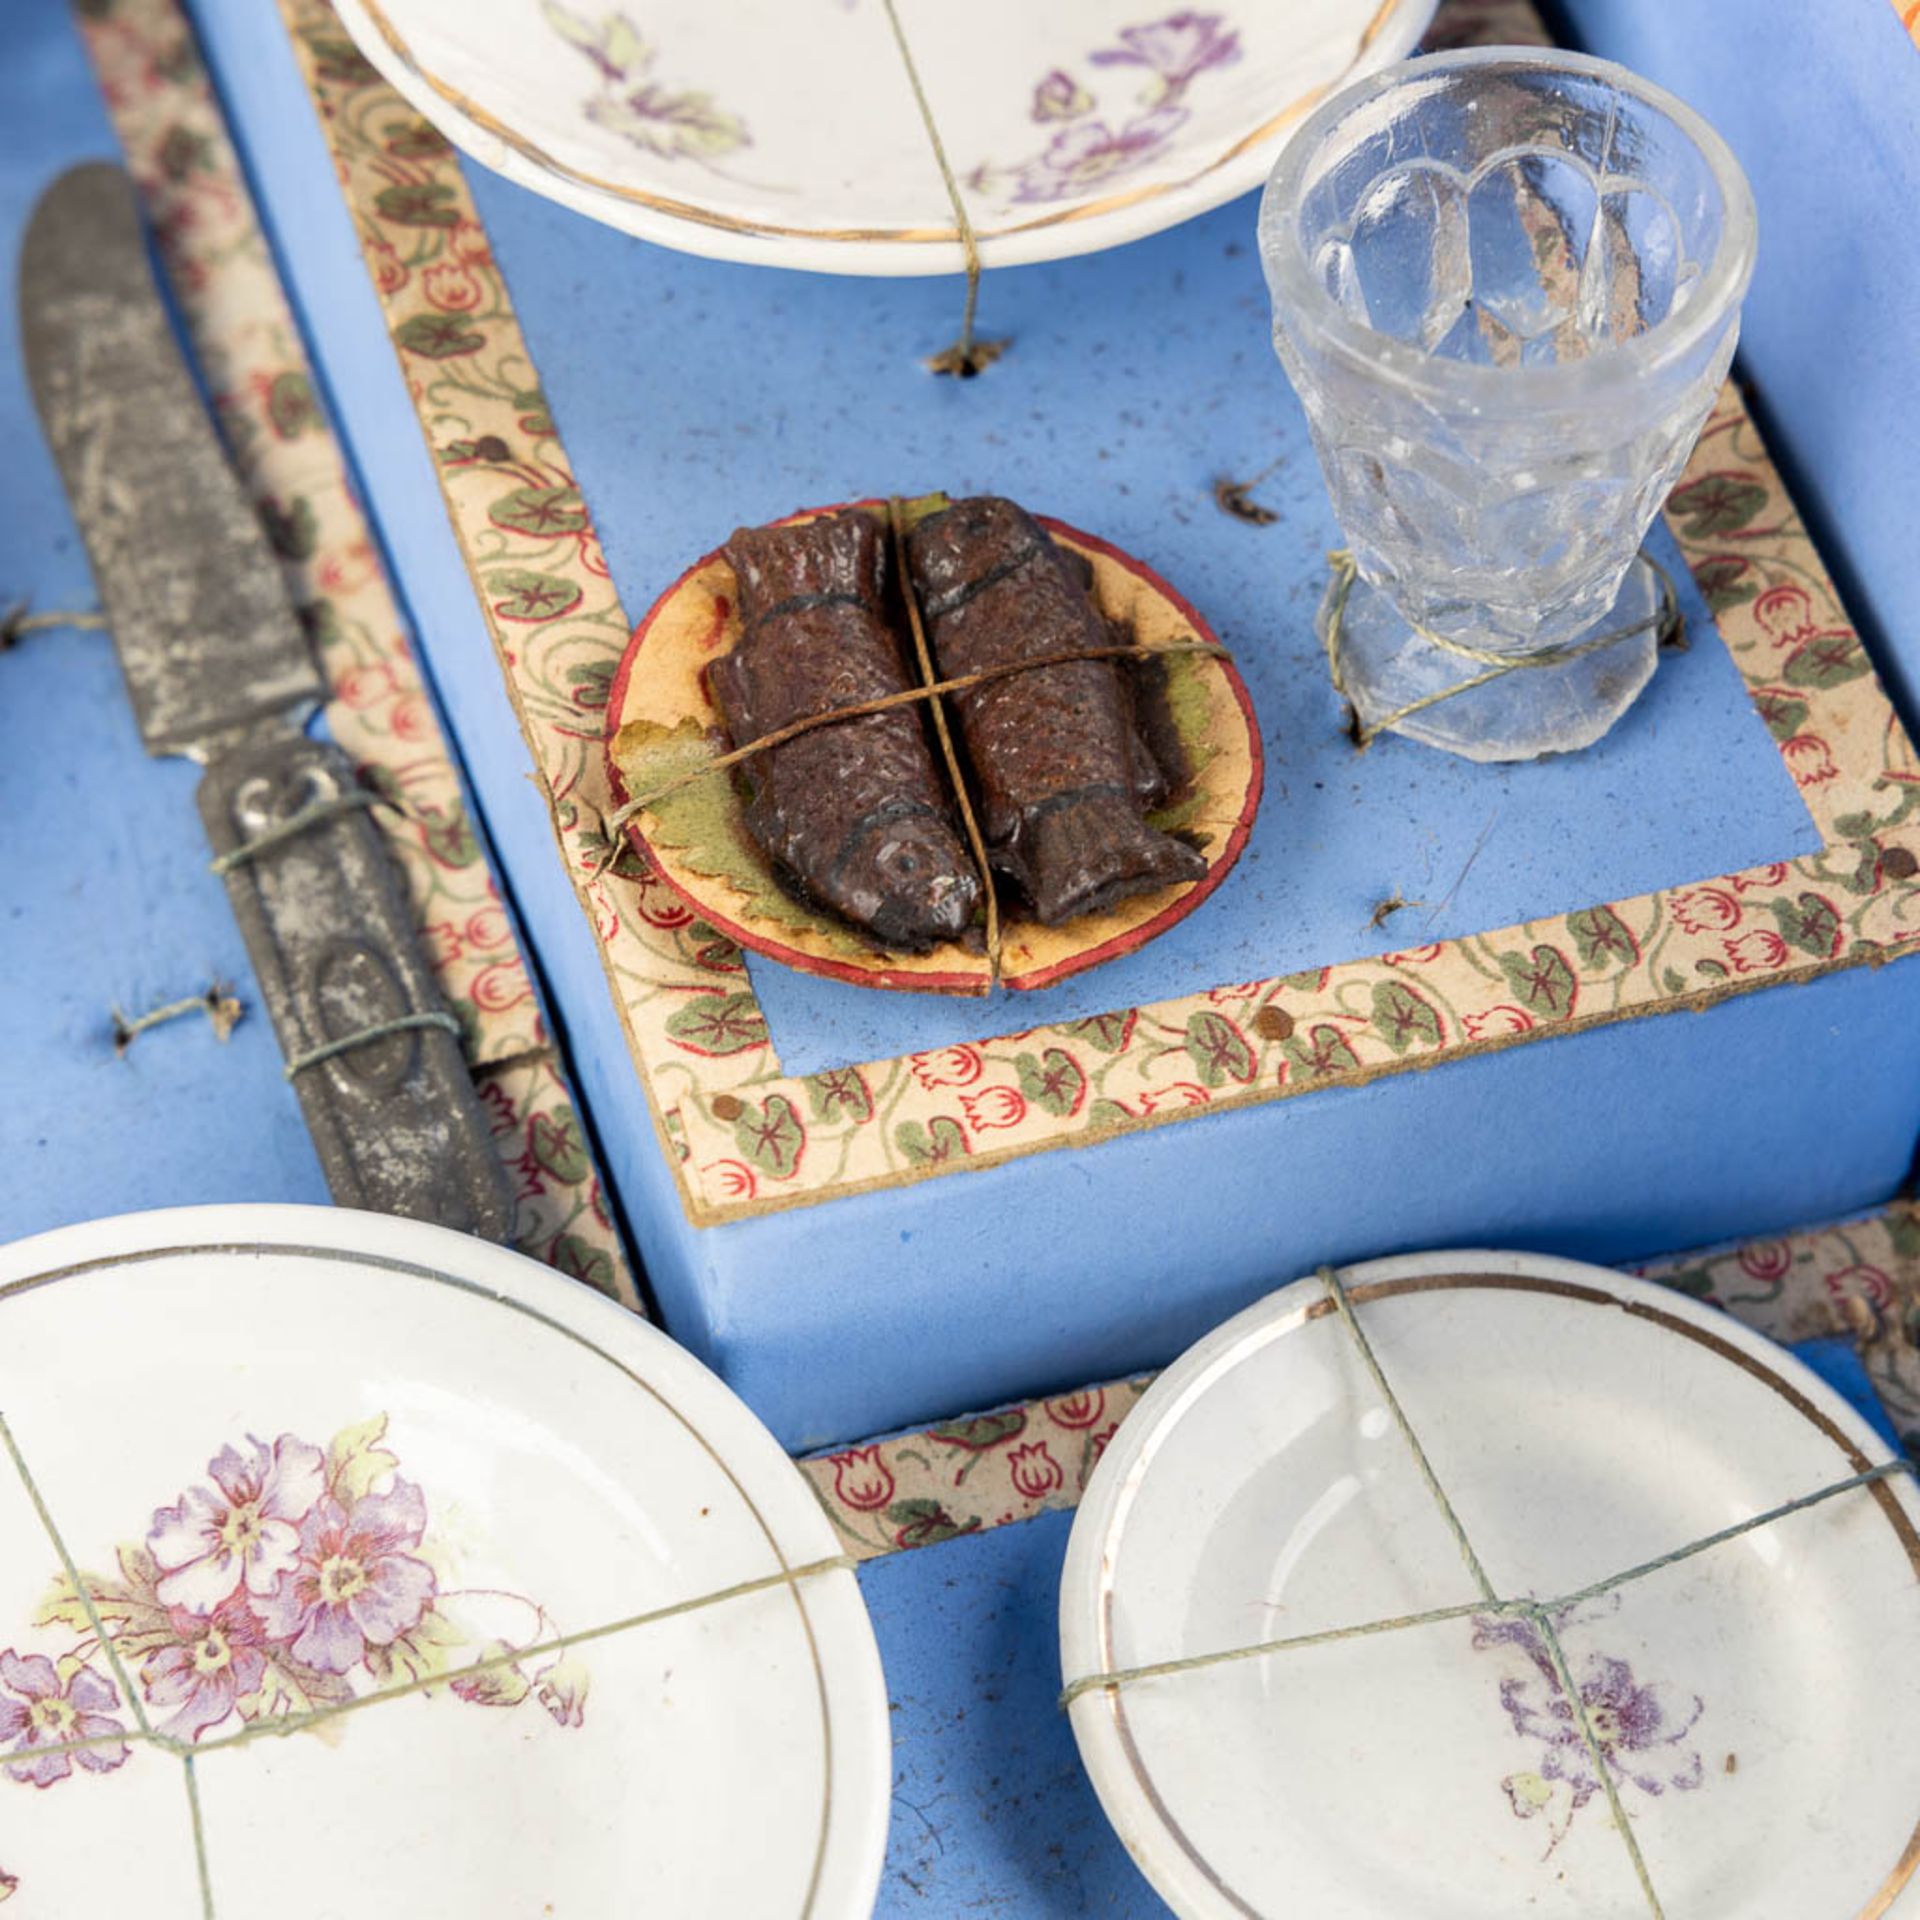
left=1061, top=1249, right=1920, bottom=1918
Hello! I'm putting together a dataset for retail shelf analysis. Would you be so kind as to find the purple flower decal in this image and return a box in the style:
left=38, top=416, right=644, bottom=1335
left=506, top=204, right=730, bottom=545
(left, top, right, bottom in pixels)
left=0, top=1652, right=128, bottom=1788
left=534, top=1655, right=590, bottom=1729
left=146, top=1431, right=324, bottom=1613
left=1091, top=12, right=1243, bottom=101
left=7, top=1408, right=586, bottom=1861
left=1032, top=69, right=1092, bottom=123
left=969, top=12, right=1242, bottom=209
left=140, top=1592, right=271, bottom=1742
left=546, top=1, right=749, bottom=165
left=256, top=1481, right=436, bottom=1675
left=1475, top=1606, right=1705, bottom=1852
left=1014, top=107, right=1189, bottom=205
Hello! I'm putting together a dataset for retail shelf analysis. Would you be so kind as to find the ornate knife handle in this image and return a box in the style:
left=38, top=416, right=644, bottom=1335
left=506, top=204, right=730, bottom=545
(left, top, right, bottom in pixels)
left=198, top=732, right=516, bottom=1241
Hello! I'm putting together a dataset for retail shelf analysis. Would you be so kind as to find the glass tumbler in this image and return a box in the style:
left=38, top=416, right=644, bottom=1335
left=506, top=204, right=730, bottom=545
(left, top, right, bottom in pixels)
left=1259, top=49, right=1757, bottom=761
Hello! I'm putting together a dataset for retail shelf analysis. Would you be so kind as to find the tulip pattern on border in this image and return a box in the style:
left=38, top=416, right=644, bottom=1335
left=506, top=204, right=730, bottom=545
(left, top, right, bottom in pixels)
left=282, top=0, right=1920, bottom=1227
left=799, top=1203, right=1920, bottom=1559
left=75, top=0, right=638, bottom=1307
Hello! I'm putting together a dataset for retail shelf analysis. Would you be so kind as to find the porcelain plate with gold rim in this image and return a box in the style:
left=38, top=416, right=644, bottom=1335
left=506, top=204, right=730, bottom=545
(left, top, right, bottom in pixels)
left=329, top=0, right=1437, bottom=273
left=1060, top=1248, right=1920, bottom=1918
left=0, top=1205, right=889, bottom=1917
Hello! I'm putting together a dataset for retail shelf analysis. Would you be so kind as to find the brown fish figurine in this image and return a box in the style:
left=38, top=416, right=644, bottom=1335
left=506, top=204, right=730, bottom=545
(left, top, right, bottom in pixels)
left=905, top=496, right=1207, bottom=924
left=710, top=510, right=981, bottom=952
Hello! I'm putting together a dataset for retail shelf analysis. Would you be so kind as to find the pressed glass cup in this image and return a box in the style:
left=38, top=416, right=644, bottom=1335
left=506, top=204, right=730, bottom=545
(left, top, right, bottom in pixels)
left=1260, top=48, right=1757, bottom=760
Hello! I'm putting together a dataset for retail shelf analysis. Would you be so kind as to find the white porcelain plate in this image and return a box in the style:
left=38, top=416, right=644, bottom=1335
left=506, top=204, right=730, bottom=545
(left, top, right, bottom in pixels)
left=330, top=0, right=1437, bottom=274
left=0, top=1205, right=889, bottom=1918
left=1061, top=1250, right=1920, bottom=1919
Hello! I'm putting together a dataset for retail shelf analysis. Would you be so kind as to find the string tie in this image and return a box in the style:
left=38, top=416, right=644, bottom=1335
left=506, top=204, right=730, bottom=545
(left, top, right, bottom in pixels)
left=1324, top=549, right=1683, bottom=748
left=282, top=1009, right=464, bottom=1079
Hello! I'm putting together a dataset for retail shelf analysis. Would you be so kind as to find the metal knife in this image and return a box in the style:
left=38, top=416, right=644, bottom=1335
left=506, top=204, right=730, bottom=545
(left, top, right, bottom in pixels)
left=21, top=162, right=514, bottom=1242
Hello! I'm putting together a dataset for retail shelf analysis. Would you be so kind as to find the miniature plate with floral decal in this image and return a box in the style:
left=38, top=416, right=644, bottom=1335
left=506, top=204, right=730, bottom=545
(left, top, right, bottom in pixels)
left=328, top=0, right=1436, bottom=275
left=1060, top=1249, right=1920, bottom=1919
left=605, top=500, right=1262, bottom=996
left=0, top=1205, right=889, bottom=1918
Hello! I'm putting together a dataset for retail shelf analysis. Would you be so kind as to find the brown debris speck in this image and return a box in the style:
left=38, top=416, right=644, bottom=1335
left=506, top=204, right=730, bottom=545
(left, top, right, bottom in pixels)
left=1253, top=1005, right=1295, bottom=1041
left=1213, top=476, right=1280, bottom=526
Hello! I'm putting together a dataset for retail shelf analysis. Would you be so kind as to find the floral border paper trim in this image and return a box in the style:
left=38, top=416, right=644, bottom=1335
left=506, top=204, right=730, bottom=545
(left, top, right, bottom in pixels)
left=799, top=1204, right=1920, bottom=1561
left=283, top=0, right=1920, bottom=1228
left=76, top=0, right=638, bottom=1307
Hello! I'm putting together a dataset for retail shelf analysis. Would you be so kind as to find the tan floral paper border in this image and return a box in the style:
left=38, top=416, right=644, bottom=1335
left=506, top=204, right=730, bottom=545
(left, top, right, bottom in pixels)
left=801, top=1206, right=1920, bottom=1560
left=76, top=0, right=639, bottom=1309
left=283, top=0, right=1920, bottom=1230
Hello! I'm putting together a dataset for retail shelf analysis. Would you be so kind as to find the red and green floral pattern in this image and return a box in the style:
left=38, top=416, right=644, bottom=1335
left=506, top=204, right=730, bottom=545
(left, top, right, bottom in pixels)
left=284, top=0, right=1920, bottom=1228
left=77, top=0, right=637, bottom=1307
left=800, top=1204, right=1920, bottom=1559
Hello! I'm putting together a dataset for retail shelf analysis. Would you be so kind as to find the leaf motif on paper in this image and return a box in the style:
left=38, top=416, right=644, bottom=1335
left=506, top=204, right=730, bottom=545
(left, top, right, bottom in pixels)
left=1183, top=1010, right=1255, bottom=1086
left=1061, top=1010, right=1137, bottom=1054
left=895, top=1116, right=969, bottom=1167
left=1016, top=1047, right=1087, bottom=1118
left=489, top=484, right=588, bottom=539
left=732, top=1094, right=805, bottom=1179
left=373, top=181, right=461, bottom=227
left=664, top=992, right=767, bottom=1058
left=1665, top=471, right=1768, bottom=538
left=529, top=1104, right=592, bottom=1183
left=1369, top=980, right=1444, bottom=1053
left=1568, top=906, right=1638, bottom=973
left=1497, top=944, right=1577, bottom=1019
left=395, top=312, right=485, bottom=359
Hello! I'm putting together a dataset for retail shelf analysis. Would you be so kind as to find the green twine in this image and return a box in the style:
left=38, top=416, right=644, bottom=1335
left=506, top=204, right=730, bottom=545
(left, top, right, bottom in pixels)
left=1323, top=1257, right=1497, bottom=1602
left=208, top=786, right=384, bottom=875
left=1324, top=549, right=1683, bottom=748
left=1060, top=1265, right=1919, bottom=1919
left=877, top=0, right=1004, bottom=375
left=0, top=603, right=110, bottom=647
left=282, top=1009, right=464, bottom=1080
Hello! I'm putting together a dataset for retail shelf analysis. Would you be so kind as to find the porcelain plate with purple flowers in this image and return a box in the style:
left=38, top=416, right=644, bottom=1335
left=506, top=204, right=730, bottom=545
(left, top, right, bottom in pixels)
left=329, top=0, right=1436, bottom=273
left=0, top=1205, right=889, bottom=1917
left=1061, top=1249, right=1920, bottom=1918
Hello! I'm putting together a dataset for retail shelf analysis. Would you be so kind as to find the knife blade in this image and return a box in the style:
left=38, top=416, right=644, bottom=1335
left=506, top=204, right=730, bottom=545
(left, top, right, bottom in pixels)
left=21, top=162, right=515, bottom=1242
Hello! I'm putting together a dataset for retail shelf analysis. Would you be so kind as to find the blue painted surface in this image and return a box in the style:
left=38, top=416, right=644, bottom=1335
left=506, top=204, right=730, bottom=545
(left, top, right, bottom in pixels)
left=461, top=168, right=1814, bottom=1078
left=185, top=0, right=1920, bottom=1463
left=1791, top=1336, right=1904, bottom=1451
left=0, top=2, right=329, bottom=1235
left=1552, top=0, right=1920, bottom=731
left=861, top=1508, right=1162, bottom=1917
left=0, top=11, right=1909, bottom=1913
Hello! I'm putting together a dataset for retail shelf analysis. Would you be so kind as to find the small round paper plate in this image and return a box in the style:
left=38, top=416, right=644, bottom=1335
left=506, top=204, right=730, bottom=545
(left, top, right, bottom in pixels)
left=0, top=1206, right=889, bottom=1918
left=329, top=0, right=1436, bottom=275
left=604, top=503, right=1262, bottom=996
left=1060, top=1249, right=1920, bottom=1919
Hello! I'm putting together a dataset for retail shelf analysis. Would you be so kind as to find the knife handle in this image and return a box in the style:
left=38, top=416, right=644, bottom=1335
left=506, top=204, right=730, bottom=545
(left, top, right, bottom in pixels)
left=199, top=732, right=517, bottom=1242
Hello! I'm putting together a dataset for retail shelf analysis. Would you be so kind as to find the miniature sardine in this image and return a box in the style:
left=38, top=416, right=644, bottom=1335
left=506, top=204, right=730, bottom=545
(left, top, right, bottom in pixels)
left=905, top=497, right=1207, bottom=924
left=712, top=511, right=981, bottom=952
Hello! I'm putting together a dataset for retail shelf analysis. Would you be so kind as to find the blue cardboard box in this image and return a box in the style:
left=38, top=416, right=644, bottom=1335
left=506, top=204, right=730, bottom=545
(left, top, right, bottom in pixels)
left=188, top=0, right=1920, bottom=1451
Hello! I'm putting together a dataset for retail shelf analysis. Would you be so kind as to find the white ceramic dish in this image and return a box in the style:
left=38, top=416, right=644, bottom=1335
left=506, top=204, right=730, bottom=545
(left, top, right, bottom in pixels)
left=1061, top=1249, right=1920, bottom=1918
left=0, top=1205, right=888, bottom=1918
left=330, top=0, right=1437, bottom=274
